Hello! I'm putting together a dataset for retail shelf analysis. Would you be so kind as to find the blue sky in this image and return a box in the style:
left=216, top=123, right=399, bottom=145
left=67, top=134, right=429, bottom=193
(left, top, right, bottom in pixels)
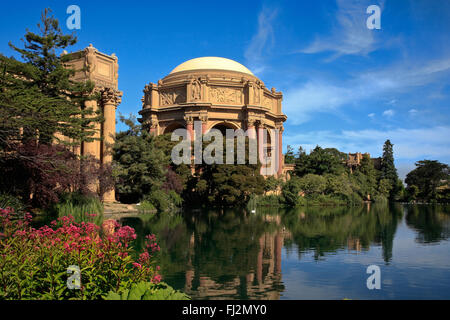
left=1, top=0, right=449, bottom=179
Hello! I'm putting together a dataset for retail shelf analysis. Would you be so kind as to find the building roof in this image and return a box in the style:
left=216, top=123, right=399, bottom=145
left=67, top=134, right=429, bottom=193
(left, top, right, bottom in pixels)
left=169, top=57, right=254, bottom=76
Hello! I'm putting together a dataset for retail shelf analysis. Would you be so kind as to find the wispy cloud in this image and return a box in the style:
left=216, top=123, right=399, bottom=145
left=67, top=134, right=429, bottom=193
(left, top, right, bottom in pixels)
left=301, top=0, right=383, bottom=59
left=244, top=7, right=278, bottom=75
left=283, top=57, right=450, bottom=124
left=383, top=109, right=395, bottom=117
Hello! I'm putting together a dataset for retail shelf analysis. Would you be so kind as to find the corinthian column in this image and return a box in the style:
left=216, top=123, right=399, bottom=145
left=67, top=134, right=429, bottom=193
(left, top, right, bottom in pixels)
left=101, top=87, right=122, bottom=202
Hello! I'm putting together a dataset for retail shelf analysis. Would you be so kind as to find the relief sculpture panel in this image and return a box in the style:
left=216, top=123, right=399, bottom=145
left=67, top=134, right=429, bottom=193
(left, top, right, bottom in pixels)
left=210, top=86, right=243, bottom=105
left=160, top=87, right=186, bottom=105
left=263, top=94, right=273, bottom=110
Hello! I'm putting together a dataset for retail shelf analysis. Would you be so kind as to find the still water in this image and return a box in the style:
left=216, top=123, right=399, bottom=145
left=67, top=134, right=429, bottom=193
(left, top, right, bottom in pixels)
left=121, top=204, right=450, bottom=300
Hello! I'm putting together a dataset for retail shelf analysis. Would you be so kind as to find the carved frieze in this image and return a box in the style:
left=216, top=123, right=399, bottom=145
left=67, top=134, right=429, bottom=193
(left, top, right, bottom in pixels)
left=160, top=87, right=186, bottom=106
left=209, top=86, right=243, bottom=105
left=262, top=94, right=273, bottom=109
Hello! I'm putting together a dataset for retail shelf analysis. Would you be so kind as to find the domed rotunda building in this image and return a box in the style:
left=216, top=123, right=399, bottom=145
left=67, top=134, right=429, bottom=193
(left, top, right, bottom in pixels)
left=139, top=57, right=288, bottom=177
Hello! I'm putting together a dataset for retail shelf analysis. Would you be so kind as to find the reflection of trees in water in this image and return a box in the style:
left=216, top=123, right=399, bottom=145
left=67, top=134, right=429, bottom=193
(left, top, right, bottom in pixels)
left=120, top=204, right=450, bottom=299
left=405, top=205, right=450, bottom=243
left=279, top=204, right=403, bottom=264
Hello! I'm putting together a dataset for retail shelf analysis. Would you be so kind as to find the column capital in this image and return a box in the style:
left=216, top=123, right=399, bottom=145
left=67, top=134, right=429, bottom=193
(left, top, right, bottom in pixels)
left=247, top=118, right=257, bottom=127
left=101, top=87, right=123, bottom=106
left=184, top=115, right=194, bottom=125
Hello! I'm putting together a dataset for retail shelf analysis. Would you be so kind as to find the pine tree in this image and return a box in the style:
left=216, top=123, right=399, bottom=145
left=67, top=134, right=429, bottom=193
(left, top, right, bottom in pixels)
left=0, top=8, right=100, bottom=150
left=380, top=139, right=398, bottom=198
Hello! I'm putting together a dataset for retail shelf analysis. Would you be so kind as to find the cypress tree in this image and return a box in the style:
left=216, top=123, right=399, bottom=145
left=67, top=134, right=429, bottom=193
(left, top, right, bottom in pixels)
left=380, top=139, right=398, bottom=198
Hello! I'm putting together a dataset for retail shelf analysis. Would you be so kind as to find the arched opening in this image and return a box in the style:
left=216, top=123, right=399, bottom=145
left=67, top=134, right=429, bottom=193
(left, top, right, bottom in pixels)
left=210, top=122, right=239, bottom=136
left=163, top=122, right=185, bottom=135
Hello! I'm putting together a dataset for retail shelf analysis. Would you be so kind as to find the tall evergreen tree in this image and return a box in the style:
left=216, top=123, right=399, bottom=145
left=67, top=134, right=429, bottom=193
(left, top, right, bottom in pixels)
left=380, top=140, right=398, bottom=196
left=0, top=8, right=99, bottom=150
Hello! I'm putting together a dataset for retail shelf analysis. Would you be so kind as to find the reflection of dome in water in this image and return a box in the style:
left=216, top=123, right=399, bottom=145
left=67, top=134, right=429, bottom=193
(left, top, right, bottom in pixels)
left=170, top=57, right=254, bottom=76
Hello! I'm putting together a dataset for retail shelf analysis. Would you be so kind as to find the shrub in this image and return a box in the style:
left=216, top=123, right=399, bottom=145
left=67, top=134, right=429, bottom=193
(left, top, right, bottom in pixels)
left=0, top=193, right=26, bottom=213
left=0, top=208, right=161, bottom=300
left=105, top=281, right=189, bottom=300
left=49, top=192, right=104, bottom=225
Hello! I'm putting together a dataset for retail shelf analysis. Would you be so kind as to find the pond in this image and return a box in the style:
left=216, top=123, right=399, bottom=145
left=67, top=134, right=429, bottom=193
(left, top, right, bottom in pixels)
left=121, top=204, right=450, bottom=300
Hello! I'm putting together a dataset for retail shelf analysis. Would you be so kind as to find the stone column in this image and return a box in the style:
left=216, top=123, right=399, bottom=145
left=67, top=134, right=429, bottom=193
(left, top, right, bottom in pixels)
left=200, top=115, right=208, bottom=134
left=247, top=119, right=256, bottom=139
left=184, top=116, right=194, bottom=141
left=101, top=88, right=122, bottom=202
left=257, top=123, right=265, bottom=163
left=83, top=99, right=101, bottom=160
left=277, top=126, right=284, bottom=177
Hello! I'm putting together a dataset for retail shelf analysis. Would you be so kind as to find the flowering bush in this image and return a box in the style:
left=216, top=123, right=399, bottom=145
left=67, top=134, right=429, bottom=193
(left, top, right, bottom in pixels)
left=0, top=208, right=161, bottom=300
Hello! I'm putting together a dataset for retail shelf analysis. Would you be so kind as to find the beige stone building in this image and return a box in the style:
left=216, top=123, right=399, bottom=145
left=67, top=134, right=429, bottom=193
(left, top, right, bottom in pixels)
left=138, top=57, right=287, bottom=177
left=64, top=44, right=122, bottom=202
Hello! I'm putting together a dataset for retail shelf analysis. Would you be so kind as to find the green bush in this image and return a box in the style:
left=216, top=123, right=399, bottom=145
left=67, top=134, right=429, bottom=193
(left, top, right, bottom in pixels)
left=50, top=193, right=104, bottom=225
left=138, top=200, right=156, bottom=212
left=0, top=193, right=26, bottom=213
left=105, top=281, right=190, bottom=300
left=144, top=189, right=182, bottom=213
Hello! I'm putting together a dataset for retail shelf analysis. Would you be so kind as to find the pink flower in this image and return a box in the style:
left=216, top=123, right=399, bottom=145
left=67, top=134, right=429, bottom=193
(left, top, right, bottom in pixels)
left=132, top=262, right=142, bottom=269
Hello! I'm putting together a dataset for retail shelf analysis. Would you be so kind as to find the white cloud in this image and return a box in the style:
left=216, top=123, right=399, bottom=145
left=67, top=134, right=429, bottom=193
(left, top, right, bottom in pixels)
left=301, top=0, right=382, bottom=58
left=368, top=113, right=375, bottom=118
left=244, top=7, right=278, bottom=75
left=408, top=108, right=418, bottom=116
left=283, top=57, right=450, bottom=124
left=382, top=109, right=395, bottom=117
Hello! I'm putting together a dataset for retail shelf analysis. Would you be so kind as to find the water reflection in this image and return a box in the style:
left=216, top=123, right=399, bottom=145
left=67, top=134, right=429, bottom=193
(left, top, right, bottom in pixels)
left=121, top=204, right=450, bottom=300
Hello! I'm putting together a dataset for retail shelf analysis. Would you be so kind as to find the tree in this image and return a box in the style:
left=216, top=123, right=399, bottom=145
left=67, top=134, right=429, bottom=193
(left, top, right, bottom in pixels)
left=298, top=174, right=327, bottom=195
left=113, top=115, right=169, bottom=204
left=284, top=145, right=295, bottom=164
left=380, top=140, right=398, bottom=198
left=405, top=160, right=449, bottom=201
left=294, top=146, right=346, bottom=177
left=357, top=154, right=378, bottom=197
left=281, top=177, right=302, bottom=206
left=0, top=9, right=99, bottom=149
left=0, top=9, right=108, bottom=207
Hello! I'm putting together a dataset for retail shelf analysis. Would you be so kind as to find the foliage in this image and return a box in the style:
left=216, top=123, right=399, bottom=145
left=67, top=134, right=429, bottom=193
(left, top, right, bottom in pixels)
left=186, top=137, right=265, bottom=206
left=405, top=160, right=449, bottom=202
left=378, top=179, right=393, bottom=197
left=294, top=146, right=346, bottom=177
left=47, top=192, right=104, bottom=225
left=105, top=281, right=189, bottom=300
left=0, top=11, right=112, bottom=209
left=0, top=141, right=113, bottom=208
left=263, top=176, right=282, bottom=192
left=380, top=140, right=399, bottom=198
left=281, top=177, right=303, bottom=206
left=284, top=145, right=296, bottom=164
left=113, top=115, right=169, bottom=204
left=0, top=193, right=26, bottom=213
left=0, top=208, right=161, bottom=300
left=0, top=9, right=99, bottom=149
left=297, top=174, right=327, bottom=195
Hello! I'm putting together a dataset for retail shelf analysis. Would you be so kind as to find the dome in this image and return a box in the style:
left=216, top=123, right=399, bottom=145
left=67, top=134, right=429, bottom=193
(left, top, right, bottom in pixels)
left=169, top=57, right=254, bottom=76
